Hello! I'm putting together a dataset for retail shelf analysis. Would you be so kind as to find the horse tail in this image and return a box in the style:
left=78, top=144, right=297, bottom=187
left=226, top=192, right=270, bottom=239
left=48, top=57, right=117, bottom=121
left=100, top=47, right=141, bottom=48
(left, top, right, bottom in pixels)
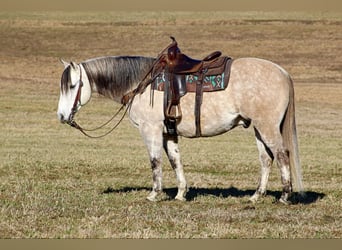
left=282, top=76, right=304, bottom=194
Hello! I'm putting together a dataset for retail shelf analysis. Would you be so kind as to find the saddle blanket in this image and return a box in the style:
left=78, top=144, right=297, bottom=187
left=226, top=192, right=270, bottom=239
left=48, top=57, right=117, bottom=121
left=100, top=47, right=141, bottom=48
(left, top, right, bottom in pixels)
left=154, top=73, right=225, bottom=92
left=152, top=57, right=233, bottom=93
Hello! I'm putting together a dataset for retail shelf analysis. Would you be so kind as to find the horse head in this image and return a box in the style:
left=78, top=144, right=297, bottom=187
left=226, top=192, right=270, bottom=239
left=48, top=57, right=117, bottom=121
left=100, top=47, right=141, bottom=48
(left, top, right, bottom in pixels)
left=57, top=59, right=92, bottom=125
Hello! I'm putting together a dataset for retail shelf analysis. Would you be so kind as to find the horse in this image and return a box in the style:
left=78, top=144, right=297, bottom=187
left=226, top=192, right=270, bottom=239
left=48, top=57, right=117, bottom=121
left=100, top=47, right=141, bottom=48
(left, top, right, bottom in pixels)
left=57, top=51, right=304, bottom=204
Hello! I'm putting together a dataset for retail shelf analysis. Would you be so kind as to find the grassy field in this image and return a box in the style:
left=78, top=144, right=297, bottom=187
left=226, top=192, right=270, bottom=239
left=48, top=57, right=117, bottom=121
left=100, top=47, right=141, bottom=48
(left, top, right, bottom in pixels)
left=0, top=11, right=341, bottom=238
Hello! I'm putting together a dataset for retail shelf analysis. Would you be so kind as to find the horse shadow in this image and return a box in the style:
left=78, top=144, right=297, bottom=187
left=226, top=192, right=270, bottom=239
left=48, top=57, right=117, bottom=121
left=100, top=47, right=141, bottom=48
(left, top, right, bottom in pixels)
left=102, top=186, right=325, bottom=205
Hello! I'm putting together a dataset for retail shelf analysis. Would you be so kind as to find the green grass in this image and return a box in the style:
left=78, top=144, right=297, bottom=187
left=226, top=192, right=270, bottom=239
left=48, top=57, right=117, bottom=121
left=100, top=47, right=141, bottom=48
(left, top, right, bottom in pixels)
left=0, top=11, right=341, bottom=238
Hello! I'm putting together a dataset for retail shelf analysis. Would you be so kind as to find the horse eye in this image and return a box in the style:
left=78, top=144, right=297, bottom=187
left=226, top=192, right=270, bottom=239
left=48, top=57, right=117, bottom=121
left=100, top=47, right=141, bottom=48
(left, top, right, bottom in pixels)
left=70, top=84, right=76, bottom=89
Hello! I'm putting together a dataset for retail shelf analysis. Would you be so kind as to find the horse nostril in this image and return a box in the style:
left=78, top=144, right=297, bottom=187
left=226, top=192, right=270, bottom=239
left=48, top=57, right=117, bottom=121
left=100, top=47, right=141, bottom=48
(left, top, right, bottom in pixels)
left=58, top=113, right=65, bottom=123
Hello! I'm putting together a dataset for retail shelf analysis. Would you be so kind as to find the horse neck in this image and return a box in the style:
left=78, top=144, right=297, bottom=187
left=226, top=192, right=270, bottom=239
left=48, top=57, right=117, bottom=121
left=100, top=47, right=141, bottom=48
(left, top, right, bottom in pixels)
left=81, top=56, right=154, bottom=103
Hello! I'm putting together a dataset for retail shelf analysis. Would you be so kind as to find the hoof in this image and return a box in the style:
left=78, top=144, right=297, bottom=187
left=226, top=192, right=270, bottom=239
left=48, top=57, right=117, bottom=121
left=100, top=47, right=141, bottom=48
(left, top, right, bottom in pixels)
left=175, top=195, right=186, bottom=201
left=279, top=197, right=291, bottom=205
left=147, top=191, right=158, bottom=202
left=146, top=196, right=157, bottom=202
left=249, top=197, right=257, bottom=204
left=249, top=190, right=266, bottom=204
left=249, top=194, right=260, bottom=204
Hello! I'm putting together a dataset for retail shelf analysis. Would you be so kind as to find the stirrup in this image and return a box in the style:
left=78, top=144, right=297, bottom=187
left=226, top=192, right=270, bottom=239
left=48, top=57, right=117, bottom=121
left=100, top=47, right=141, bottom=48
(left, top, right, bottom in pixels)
left=165, top=103, right=182, bottom=120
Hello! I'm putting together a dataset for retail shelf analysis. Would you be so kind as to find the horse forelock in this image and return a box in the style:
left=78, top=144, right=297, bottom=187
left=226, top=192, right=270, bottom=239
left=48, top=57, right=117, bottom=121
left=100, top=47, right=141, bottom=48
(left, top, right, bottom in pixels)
left=81, top=56, right=155, bottom=99
left=60, top=66, right=71, bottom=94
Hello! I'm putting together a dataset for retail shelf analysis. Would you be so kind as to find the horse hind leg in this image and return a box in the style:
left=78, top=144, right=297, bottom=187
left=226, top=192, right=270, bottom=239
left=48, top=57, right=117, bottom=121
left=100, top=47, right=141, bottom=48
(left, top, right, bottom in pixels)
left=264, top=133, right=293, bottom=204
left=163, top=135, right=187, bottom=201
left=250, top=128, right=274, bottom=203
left=252, top=127, right=293, bottom=204
left=276, top=148, right=293, bottom=204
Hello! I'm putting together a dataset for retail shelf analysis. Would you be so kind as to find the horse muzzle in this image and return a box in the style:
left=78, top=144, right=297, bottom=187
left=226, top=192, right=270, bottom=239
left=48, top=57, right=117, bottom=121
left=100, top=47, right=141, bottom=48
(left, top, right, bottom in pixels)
left=57, top=111, right=74, bottom=125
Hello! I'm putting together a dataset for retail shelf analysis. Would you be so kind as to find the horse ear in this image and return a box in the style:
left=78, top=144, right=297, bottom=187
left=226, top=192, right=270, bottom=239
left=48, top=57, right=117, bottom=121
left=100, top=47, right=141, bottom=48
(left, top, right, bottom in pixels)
left=70, top=61, right=78, bottom=70
left=60, top=58, right=70, bottom=68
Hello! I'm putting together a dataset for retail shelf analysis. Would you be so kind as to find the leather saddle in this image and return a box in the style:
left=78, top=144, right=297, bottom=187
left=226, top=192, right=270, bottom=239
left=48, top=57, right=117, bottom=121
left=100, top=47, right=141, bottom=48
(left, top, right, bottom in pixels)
left=154, top=37, right=232, bottom=136
left=165, top=37, right=222, bottom=74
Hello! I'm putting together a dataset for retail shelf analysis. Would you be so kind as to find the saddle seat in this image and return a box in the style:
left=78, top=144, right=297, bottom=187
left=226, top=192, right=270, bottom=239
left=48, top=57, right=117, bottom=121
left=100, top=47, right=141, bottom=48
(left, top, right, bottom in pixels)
left=166, top=37, right=222, bottom=74
left=169, top=51, right=223, bottom=74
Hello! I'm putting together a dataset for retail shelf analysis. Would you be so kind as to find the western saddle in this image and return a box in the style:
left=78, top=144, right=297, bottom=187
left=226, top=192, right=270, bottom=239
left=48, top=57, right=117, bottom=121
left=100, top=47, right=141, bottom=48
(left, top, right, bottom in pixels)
left=157, top=37, right=232, bottom=136
left=123, top=37, right=233, bottom=137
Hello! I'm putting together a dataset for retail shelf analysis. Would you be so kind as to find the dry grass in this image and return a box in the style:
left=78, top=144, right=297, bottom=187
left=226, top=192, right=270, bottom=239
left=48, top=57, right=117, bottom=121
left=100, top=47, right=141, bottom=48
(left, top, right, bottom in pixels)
left=0, top=11, right=341, bottom=238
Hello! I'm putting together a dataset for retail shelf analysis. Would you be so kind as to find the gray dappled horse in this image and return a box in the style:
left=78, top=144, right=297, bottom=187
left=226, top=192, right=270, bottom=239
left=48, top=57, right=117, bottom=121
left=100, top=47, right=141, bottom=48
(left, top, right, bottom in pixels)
left=57, top=48, right=304, bottom=204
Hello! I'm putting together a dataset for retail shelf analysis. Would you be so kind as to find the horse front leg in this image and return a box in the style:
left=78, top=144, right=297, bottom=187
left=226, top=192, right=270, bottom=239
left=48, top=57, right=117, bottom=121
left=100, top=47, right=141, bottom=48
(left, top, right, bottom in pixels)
left=163, top=135, right=187, bottom=201
left=147, top=157, right=163, bottom=202
left=139, top=122, right=164, bottom=202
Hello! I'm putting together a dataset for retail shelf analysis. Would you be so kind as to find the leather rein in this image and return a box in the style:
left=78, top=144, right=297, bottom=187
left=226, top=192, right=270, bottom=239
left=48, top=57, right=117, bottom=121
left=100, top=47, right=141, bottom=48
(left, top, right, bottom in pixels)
left=66, top=40, right=175, bottom=138
left=66, top=65, right=128, bottom=139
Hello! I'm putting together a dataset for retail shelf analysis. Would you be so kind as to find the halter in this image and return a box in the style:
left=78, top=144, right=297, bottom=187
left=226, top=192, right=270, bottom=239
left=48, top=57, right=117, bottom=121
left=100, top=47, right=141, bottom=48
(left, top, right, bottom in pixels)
left=66, top=64, right=128, bottom=138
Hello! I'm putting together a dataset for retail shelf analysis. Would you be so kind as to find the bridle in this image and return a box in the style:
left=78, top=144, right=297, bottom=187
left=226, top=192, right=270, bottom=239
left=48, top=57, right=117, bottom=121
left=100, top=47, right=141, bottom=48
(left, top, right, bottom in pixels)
left=66, top=64, right=127, bottom=139
left=67, top=65, right=84, bottom=126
